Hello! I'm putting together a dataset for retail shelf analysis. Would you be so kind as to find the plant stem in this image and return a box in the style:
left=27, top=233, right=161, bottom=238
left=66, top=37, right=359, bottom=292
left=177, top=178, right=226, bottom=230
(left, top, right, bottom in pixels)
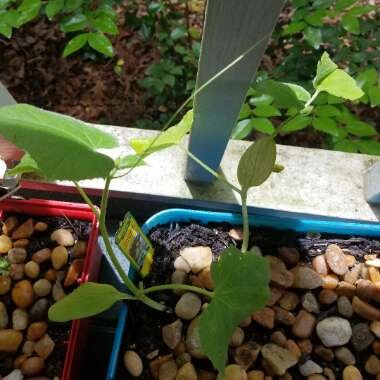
left=181, top=145, right=241, bottom=193
left=305, top=90, right=320, bottom=108
left=142, top=283, right=214, bottom=298
left=241, top=190, right=249, bottom=253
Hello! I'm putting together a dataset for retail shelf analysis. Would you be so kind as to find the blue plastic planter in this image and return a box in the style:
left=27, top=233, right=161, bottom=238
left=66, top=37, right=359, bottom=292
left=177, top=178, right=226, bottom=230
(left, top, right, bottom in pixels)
left=106, top=208, right=380, bottom=379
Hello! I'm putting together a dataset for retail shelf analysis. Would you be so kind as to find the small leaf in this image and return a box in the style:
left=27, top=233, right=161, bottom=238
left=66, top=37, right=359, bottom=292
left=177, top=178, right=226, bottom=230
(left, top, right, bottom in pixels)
left=238, top=103, right=251, bottom=120
left=48, top=283, right=131, bottom=322
left=356, top=69, right=377, bottom=90
left=347, top=5, right=375, bottom=16
left=92, top=15, right=118, bottom=35
left=342, top=14, right=360, bottom=34
left=368, top=86, right=380, bottom=107
left=0, top=21, right=12, bottom=37
left=7, top=153, right=40, bottom=176
left=237, top=136, right=276, bottom=190
left=199, top=246, right=270, bottom=375
left=63, top=33, right=88, bottom=57
left=346, top=121, right=377, bottom=137
left=60, top=13, right=87, bottom=33
left=249, top=94, right=273, bottom=107
left=45, top=0, right=64, bottom=19
left=304, top=26, right=322, bottom=49
left=334, top=139, right=358, bottom=153
left=305, top=10, right=325, bottom=26
left=282, top=21, right=306, bottom=36
left=170, top=26, right=187, bottom=40
left=253, top=105, right=281, bottom=117
left=312, top=117, right=340, bottom=137
left=88, top=32, right=113, bottom=57
left=313, top=52, right=337, bottom=88
left=131, top=110, right=193, bottom=157
left=316, top=69, right=364, bottom=100
left=116, top=154, right=146, bottom=169
left=231, top=119, right=254, bottom=140
left=314, top=105, right=341, bottom=117
left=251, top=118, right=275, bottom=135
left=336, top=0, right=357, bottom=11
left=356, top=140, right=380, bottom=155
left=64, top=0, right=82, bottom=12
left=281, top=115, right=312, bottom=134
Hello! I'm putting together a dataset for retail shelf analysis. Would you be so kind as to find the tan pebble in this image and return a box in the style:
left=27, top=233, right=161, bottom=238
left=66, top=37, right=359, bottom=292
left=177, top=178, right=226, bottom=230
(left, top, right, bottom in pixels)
left=217, top=364, right=247, bottom=380
left=336, top=281, right=356, bottom=298
left=365, top=254, right=378, bottom=261
left=270, top=331, right=287, bottom=347
left=356, top=279, right=376, bottom=302
left=268, top=256, right=293, bottom=288
left=10, top=263, right=25, bottom=281
left=314, top=345, right=334, bottom=362
left=298, top=339, right=313, bottom=355
left=199, top=370, right=216, bottom=380
left=2, top=216, right=19, bottom=235
left=198, top=266, right=214, bottom=290
left=373, top=341, right=380, bottom=355
left=174, top=256, right=191, bottom=273
left=158, top=359, right=177, bottom=380
left=52, top=280, right=66, bottom=302
left=252, top=307, right=275, bottom=329
left=173, top=341, right=186, bottom=356
left=279, top=373, right=292, bottom=380
left=247, top=370, right=265, bottom=380
left=344, top=255, right=356, bottom=267
left=277, top=246, right=300, bottom=268
left=323, top=367, right=335, bottom=380
left=149, top=354, right=173, bottom=378
left=64, top=259, right=84, bottom=287
left=266, top=286, right=285, bottom=306
left=13, top=239, right=29, bottom=248
left=21, top=356, right=45, bottom=376
left=291, top=266, right=322, bottom=289
left=124, top=350, right=143, bottom=377
left=0, top=329, right=23, bottom=351
left=0, top=301, right=8, bottom=330
left=230, top=327, right=245, bottom=347
left=273, top=306, right=295, bottom=325
left=234, top=342, right=261, bottom=370
left=261, top=343, right=298, bottom=376
left=0, top=234, right=13, bottom=253
left=51, top=246, right=68, bottom=270
left=286, top=339, right=301, bottom=359
left=162, top=319, right=183, bottom=350
left=22, top=340, right=35, bottom=356
left=344, top=264, right=361, bottom=284
left=25, top=261, right=40, bottom=279
left=73, top=240, right=87, bottom=257
left=33, top=279, right=52, bottom=297
left=291, top=309, right=316, bottom=338
left=361, top=264, right=370, bottom=280
left=175, top=352, right=191, bottom=368
left=190, top=274, right=204, bottom=288
left=371, top=321, right=380, bottom=338
left=32, top=248, right=51, bottom=264
left=312, top=255, right=328, bottom=275
left=318, top=289, right=337, bottom=305
left=12, top=218, right=34, bottom=240
left=180, top=246, right=212, bottom=274
left=176, top=363, right=198, bottom=380
left=51, top=229, right=75, bottom=246
left=279, top=291, right=299, bottom=311
left=14, top=354, right=28, bottom=369
left=365, top=354, right=380, bottom=375
left=229, top=228, right=243, bottom=241
left=325, top=244, right=348, bottom=275
left=27, top=321, right=47, bottom=341
left=12, top=308, right=29, bottom=330
left=186, top=317, right=206, bottom=359
left=370, top=267, right=380, bottom=283
left=342, top=365, right=363, bottom=380
left=239, top=315, right=252, bottom=327
left=34, top=222, right=48, bottom=232
left=175, top=293, right=201, bottom=320
left=321, top=274, right=339, bottom=290
left=12, top=280, right=34, bottom=308
left=366, top=259, right=380, bottom=268
left=0, top=275, right=11, bottom=294
left=44, top=269, right=57, bottom=282
left=352, top=296, right=380, bottom=320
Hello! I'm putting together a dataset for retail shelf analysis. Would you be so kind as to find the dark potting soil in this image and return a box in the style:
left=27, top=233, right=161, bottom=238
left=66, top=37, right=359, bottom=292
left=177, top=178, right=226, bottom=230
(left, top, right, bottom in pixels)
left=122, top=222, right=380, bottom=380
left=0, top=213, right=91, bottom=379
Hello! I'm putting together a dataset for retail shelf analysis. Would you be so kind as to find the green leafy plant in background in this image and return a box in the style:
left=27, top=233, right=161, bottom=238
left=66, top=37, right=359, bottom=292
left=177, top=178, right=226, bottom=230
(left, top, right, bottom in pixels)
left=232, top=53, right=380, bottom=155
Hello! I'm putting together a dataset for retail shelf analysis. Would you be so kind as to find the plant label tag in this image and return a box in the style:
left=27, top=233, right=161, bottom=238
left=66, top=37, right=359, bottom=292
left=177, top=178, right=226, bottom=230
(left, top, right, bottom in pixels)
left=115, top=212, right=154, bottom=277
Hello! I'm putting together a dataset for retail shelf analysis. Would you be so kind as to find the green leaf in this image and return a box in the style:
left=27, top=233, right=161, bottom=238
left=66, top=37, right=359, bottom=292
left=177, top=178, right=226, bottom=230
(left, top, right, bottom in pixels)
left=282, top=21, right=306, bottom=36
left=237, top=136, right=276, bottom=190
left=48, top=283, right=131, bottom=322
left=336, top=106, right=358, bottom=124
left=316, top=69, right=364, bottom=100
left=17, top=0, right=41, bottom=25
left=0, top=104, right=117, bottom=180
left=313, top=52, right=337, bottom=88
left=2, top=10, right=20, bottom=27
left=334, top=139, right=358, bottom=153
left=356, top=140, right=380, bottom=155
left=92, top=15, right=118, bottom=35
left=199, top=246, right=270, bottom=375
left=304, top=26, right=322, bottom=49
left=305, top=10, right=325, bottom=26
left=238, top=103, right=251, bottom=120
left=346, top=121, right=377, bottom=137
left=0, top=21, right=11, bottom=37
left=327, top=94, right=345, bottom=104
left=368, top=86, right=380, bottom=107
left=249, top=94, right=273, bottom=107
left=253, top=105, right=281, bottom=117
left=251, top=118, right=275, bottom=135
left=131, top=110, right=193, bottom=156
left=7, top=153, right=41, bottom=176
left=45, top=0, right=64, bottom=19
left=336, top=0, right=357, bottom=11
left=63, top=33, right=88, bottom=57
left=115, top=154, right=146, bottom=169
left=342, top=14, right=360, bottom=34
left=281, top=115, right=312, bottom=134
left=347, top=5, right=375, bottom=16
left=314, top=105, right=341, bottom=117
left=64, top=0, right=82, bottom=12
left=170, top=26, right=187, bottom=40
left=312, top=117, right=340, bottom=137
left=356, top=69, right=377, bottom=90
left=60, top=13, right=87, bottom=32
left=231, top=119, right=254, bottom=140
left=88, top=32, right=113, bottom=57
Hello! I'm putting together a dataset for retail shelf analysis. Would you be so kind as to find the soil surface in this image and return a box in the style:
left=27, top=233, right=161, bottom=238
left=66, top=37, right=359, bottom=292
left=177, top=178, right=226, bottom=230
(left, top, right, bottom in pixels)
left=121, top=221, right=380, bottom=380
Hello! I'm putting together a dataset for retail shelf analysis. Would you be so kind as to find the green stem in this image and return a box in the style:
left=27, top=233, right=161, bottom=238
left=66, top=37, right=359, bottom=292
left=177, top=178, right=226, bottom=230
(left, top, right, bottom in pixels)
left=143, top=283, right=214, bottom=298
left=241, top=190, right=249, bottom=253
left=181, top=146, right=241, bottom=193
left=305, top=90, right=320, bottom=108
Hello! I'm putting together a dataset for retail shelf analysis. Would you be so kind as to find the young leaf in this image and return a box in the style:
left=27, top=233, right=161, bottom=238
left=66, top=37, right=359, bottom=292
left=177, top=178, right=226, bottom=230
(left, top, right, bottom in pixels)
left=313, top=52, right=337, bottom=88
left=346, top=121, right=377, bottom=137
left=334, top=139, right=358, bottom=153
left=115, top=154, right=146, bottom=169
left=199, top=246, right=270, bottom=375
left=252, top=105, right=281, bottom=117
left=280, top=115, right=312, bottom=134
left=237, top=136, right=276, bottom=190
left=60, top=13, right=87, bottom=33
left=131, top=110, right=193, bottom=157
left=249, top=94, right=273, bottom=107
left=92, top=15, right=118, bottom=35
left=251, top=118, right=275, bottom=135
left=0, top=104, right=117, bottom=180
left=0, top=21, right=11, bottom=38
left=368, top=86, right=380, bottom=107
left=45, top=0, right=64, bottom=19
left=312, top=117, right=340, bottom=137
left=7, top=153, right=40, bottom=176
left=238, top=103, right=251, bottom=120
left=342, top=14, right=360, bottom=34
left=63, top=33, right=88, bottom=57
left=88, top=32, right=113, bottom=57
left=304, top=26, right=322, bottom=49
left=48, top=283, right=132, bottom=322
left=231, top=119, right=254, bottom=140
left=282, top=21, right=306, bottom=36
left=316, top=69, right=364, bottom=100
left=356, top=140, right=380, bottom=155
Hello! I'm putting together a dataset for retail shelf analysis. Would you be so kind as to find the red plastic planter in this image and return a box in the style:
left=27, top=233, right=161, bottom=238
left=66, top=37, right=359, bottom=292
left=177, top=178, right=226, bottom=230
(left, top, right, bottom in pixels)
left=0, top=198, right=101, bottom=380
